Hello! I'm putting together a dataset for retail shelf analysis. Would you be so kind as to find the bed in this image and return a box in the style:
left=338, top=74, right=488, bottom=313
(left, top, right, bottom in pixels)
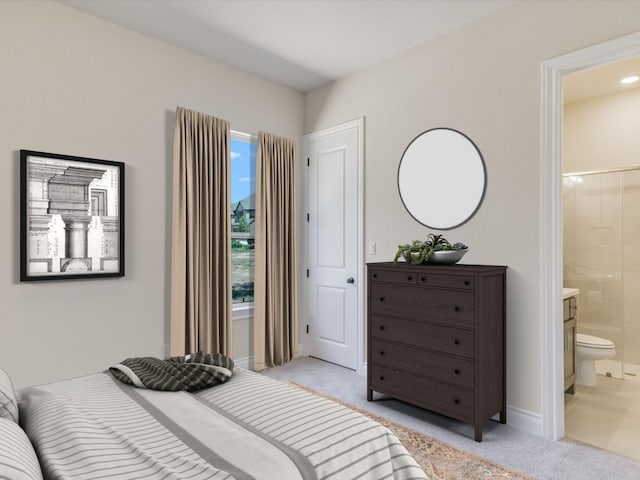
left=1, top=360, right=430, bottom=480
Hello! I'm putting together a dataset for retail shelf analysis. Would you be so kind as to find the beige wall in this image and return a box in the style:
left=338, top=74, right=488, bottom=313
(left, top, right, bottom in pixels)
left=564, top=88, right=640, bottom=173
left=0, top=1, right=303, bottom=388
left=304, top=1, right=640, bottom=414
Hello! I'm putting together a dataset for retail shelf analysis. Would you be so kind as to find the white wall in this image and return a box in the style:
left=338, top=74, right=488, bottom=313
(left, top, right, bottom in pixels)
left=304, top=1, right=640, bottom=416
left=0, top=0, right=303, bottom=388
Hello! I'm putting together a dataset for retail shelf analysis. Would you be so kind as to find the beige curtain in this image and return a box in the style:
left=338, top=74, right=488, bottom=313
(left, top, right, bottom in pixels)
left=253, top=131, right=297, bottom=370
left=170, top=106, right=232, bottom=357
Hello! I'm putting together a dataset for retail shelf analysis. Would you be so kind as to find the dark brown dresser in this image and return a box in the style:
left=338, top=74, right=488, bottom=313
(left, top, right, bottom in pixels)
left=367, top=262, right=507, bottom=441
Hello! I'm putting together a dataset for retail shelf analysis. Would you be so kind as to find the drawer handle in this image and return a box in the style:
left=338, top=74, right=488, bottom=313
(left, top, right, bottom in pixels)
left=379, top=325, right=385, bottom=331
left=454, top=369, right=460, bottom=375
left=407, top=275, right=412, bottom=281
left=454, top=398, right=460, bottom=405
left=464, top=280, right=470, bottom=286
left=454, top=339, right=460, bottom=345
left=420, top=277, right=426, bottom=282
left=379, top=297, right=385, bottom=302
left=379, top=376, right=385, bottom=381
left=454, top=306, right=460, bottom=312
left=379, top=350, right=385, bottom=356
left=373, top=273, right=378, bottom=278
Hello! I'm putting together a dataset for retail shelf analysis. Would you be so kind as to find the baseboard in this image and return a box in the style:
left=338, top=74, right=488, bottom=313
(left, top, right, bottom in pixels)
left=504, top=405, right=543, bottom=436
left=236, top=344, right=304, bottom=371
left=234, top=356, right=252, bottom=370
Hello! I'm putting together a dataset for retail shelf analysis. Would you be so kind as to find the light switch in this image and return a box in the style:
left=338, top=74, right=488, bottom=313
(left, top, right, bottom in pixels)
left=368, top=242, right=376, bottom=255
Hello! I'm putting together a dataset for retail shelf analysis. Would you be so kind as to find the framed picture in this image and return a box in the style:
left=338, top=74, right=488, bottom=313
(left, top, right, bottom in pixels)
left=20, top=150, right=125, bottom=281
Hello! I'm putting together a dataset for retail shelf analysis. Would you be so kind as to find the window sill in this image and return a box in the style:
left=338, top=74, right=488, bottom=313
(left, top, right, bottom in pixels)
left=233, top=303, right=254, bottom=321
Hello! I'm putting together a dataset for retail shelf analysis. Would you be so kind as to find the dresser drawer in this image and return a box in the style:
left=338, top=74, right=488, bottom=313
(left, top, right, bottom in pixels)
left=369, top=268, right=417, bottom=285
left=370, top=283, right=474, bottom=328
left=417, top=273, right=474, bottom=290
left=370, top=364, right=474, bottom=420
left=371, top=315, right=474, bottom=358
left=370, top=339, right=474, bottom=388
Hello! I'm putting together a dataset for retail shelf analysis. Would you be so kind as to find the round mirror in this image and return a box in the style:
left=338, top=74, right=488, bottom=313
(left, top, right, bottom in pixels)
left=398, top=128, right=486, bottom=230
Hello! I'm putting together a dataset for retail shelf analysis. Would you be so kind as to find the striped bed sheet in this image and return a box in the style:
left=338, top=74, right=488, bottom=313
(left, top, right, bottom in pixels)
left=17, top=367, right=429, bottom=480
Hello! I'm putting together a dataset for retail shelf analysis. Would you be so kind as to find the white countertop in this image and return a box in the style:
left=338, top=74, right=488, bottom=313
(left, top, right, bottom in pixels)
left=563, top=288, right=580, bottom=299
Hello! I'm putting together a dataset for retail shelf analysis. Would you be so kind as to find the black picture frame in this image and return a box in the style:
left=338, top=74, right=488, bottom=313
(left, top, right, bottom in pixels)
left=20, top=150, right=125, bottom=281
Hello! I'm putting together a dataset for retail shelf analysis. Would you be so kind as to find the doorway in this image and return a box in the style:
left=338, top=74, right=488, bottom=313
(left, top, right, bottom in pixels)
left=561, top=58, right=640, bottom=461
left=303, top=119, right=364, bottom=373
left=541, top=32, right=640, bottom=441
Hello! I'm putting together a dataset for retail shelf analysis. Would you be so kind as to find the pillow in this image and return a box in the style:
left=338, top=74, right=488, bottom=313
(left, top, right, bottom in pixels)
left=0, top=417, right=44, bottom=480
left=0, top=367, right=19, bottom=423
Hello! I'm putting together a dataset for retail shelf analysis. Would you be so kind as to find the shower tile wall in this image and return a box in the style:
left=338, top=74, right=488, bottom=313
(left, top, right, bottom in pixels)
left=564, top=170, right=640, bottom=378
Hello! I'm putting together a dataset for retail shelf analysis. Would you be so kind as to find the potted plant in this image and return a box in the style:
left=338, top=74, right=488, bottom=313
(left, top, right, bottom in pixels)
left=393, top=233, right=468, bottom=265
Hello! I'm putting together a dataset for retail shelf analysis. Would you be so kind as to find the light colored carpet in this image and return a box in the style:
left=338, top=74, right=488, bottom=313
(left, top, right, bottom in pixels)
left=262, top=357, right=640, bottom=480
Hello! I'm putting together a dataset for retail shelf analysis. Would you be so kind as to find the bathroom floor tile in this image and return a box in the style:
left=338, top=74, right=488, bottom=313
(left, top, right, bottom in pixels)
left=565, top=376, right=640, bottom=461
left=564, top=387, right=588, bottom=415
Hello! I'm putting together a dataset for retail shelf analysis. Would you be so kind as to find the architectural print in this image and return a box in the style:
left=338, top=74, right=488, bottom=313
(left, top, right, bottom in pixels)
left=21, top=151, right=124, bottom=280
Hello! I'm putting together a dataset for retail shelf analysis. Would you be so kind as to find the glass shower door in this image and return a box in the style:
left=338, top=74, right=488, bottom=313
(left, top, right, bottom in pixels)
left=563, top=170, right=624, bottom=379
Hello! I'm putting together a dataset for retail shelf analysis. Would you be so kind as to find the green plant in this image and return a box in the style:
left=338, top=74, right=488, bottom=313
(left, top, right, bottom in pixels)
left=393, top=240, right=431, bottom=264
left=393, top=233, right=468, bottom=264
left=238, top=216, right=251, bottom=233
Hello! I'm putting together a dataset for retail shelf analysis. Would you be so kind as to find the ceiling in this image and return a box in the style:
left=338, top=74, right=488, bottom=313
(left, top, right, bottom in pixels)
left=59, top=0, right=515, bottom=92
left=564, top=56, right=640, bottom=104
left=57, top=0, right=640, bottom=99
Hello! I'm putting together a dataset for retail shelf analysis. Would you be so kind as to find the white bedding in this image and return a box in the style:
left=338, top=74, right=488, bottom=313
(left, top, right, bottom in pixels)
left=18, top=368, right=429, bottom=480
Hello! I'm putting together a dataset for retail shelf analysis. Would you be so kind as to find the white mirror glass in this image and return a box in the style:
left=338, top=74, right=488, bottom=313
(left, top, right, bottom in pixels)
left=398, top=128, right=486, bottom=230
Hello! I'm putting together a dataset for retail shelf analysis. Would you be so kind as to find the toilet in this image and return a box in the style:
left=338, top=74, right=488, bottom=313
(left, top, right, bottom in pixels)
left=576, top=334, right=616, bottom=387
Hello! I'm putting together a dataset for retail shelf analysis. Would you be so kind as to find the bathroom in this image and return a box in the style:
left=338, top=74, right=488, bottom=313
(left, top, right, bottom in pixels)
left=562, top=56, right=640, bottom=461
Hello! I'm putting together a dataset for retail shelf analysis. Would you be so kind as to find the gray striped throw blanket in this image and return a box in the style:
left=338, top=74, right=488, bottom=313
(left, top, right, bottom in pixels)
left=110, top=351, right=234, bottom=391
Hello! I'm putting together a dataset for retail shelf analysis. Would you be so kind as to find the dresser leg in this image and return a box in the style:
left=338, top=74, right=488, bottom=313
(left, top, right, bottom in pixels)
left=500, top=409, right=507, bottom=424
left=367, top=389, right=373, bottom=401
left=474, top=423, right=483, bottom=442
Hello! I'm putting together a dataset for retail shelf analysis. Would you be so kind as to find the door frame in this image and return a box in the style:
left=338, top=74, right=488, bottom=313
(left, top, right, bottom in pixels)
left=302, top=118, right=365, bottom=375
left=540, top=31, right=640, bottom=440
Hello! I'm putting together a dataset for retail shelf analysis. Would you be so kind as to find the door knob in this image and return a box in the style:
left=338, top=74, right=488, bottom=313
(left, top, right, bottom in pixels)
left=346, top=277, right=355, bottom=284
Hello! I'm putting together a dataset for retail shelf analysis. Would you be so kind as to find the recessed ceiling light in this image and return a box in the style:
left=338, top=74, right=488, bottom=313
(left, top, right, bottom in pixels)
left=620, top=75, right=640, bottom=84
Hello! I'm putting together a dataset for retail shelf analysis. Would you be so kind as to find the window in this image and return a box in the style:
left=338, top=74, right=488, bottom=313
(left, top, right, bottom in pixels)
left=230, top=131, right=257, bottom=304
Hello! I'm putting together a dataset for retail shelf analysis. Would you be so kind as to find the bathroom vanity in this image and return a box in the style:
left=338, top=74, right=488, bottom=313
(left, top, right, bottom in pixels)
left=563, top=288, right=579, bottom=394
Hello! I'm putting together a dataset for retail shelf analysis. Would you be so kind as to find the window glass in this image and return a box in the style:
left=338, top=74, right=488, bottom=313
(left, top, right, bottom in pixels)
left=231, top=133, right=256, bottom=304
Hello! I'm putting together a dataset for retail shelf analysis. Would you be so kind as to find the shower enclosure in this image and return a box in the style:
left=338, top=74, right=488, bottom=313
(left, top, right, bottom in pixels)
left=563, top=167, right=640, bottom=382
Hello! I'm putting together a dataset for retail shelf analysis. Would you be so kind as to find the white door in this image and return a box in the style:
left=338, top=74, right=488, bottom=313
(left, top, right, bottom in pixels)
left=304, top=119, right=363, bottom=371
